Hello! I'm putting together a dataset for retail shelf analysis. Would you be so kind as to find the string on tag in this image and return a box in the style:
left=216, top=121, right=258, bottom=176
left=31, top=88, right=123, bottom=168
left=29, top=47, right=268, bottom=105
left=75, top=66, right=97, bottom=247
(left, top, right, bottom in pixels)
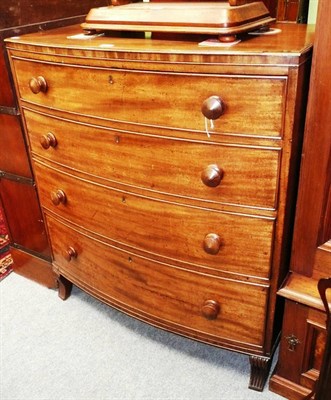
left=204, top=117, right=215, bottom=138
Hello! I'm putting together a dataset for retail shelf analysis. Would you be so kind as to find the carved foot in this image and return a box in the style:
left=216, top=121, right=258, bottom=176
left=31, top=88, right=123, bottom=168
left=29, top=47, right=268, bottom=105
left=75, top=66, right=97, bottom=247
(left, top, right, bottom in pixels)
left=249, top=355, right=272, bottom=391
left=57, top=275, right=73, bottom=300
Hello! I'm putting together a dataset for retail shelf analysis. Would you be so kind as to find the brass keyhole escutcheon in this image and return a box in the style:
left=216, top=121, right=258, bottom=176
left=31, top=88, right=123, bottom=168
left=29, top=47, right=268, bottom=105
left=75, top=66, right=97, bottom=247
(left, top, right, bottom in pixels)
left=286, top=334, right=300, bottom=351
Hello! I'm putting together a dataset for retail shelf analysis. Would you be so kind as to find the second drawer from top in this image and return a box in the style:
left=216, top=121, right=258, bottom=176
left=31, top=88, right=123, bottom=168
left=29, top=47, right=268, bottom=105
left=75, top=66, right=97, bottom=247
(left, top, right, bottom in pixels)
left=25, top=109, right=281, bottom=210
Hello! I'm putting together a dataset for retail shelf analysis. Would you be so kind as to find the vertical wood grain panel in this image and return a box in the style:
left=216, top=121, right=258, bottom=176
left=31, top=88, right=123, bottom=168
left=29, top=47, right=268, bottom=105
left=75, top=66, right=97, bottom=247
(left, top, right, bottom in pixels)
left=290, top=0, right=331, bottom=276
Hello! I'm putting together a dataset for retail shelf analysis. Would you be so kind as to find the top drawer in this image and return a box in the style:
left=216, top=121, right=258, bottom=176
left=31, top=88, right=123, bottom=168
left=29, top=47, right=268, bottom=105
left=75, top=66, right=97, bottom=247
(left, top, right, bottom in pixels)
left=12, top=58, right=286, bottom=137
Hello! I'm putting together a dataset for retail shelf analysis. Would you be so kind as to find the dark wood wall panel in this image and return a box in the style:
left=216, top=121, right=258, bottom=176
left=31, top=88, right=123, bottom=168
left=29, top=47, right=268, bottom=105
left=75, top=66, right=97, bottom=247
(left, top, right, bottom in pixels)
left=0, top=42, right=15, bottom=107
left=0, top=0, right=106, bottom=29
left=0, top=179, right=51, bottom=257
left=0, top=114, right=32, bottom=178
left=263, top=0, right=279, bottom=16
left=290, top=0, right=331, bottom=276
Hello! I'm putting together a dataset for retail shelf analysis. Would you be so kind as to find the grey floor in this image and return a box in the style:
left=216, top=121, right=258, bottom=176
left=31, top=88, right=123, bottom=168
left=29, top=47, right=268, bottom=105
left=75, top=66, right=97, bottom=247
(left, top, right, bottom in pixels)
left=1, top=272, right=285, bottom=400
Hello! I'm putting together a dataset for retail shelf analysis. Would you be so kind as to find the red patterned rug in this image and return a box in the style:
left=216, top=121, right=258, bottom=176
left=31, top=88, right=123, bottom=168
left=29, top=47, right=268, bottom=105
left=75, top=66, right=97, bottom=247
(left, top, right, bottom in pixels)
left=0, top=208, right=13, bottom=281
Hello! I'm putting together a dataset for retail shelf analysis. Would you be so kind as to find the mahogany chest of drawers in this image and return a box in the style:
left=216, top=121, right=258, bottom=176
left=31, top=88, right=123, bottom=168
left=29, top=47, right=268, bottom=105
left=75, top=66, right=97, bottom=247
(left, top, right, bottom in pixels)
left=5, top=23, right=313, bottom=391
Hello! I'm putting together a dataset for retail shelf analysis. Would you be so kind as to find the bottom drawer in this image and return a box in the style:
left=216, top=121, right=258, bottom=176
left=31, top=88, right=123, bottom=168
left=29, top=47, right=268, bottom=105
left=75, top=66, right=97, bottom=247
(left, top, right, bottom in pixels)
left=47, top=215, right=269, bottom=352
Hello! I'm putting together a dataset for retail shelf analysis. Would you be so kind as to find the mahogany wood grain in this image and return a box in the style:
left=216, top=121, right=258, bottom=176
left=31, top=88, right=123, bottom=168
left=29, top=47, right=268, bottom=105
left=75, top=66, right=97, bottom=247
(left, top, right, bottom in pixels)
left=0, top=0, right=108, bottom=288
left=10, top=247, right=56, bottom=288
left=278, top=272, right=331, bottom=312
left=82, top=1, right=275, bottom=37
left=290, top=0, right=331, bottom=277
left=315, top=278, right=331, bottom=400
left=0, top=0, right=106, bottom=29
left=270, top=1, right=330, bottom=395
left=152, top=0, right=278, bottom=11
left=277, top=0, right=300, bottom=21
left=0, top=114, right=32, bottom=178
left=23, top=109, right=281, bottom=210
left=262, top=0, right=278, bottom=16
left=0, top=178, right=51, bottom=257
left=314, top=241, right=331, bottom=280
left=5, top=22, right=314, bottom=64
left=6, top=22, right=313, bottom=391
left=269, top=300, right=327, bottom=399
left=0, top=42, right=15, bottom=107
left=33, top=160, right=275, bottom=280
left=13, top=59, right=286, bottom=138
left=229, top=0, right=257, bottom=5
left=47, top=214, right=268, bottom=350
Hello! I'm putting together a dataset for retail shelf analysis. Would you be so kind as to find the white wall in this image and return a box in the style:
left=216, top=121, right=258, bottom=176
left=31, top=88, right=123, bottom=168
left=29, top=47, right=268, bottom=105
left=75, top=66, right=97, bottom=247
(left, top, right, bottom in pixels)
left=308, top=0, right=319, bottom=23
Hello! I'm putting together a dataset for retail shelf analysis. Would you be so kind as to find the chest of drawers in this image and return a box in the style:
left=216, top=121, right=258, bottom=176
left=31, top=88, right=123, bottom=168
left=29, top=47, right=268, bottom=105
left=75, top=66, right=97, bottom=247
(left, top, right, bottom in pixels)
left=5, top=23, right=313, bottom=392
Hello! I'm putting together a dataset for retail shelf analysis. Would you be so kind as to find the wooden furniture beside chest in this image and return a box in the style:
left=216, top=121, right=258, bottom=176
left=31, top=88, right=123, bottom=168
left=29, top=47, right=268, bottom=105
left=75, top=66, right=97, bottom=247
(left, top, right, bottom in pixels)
left=6, top=22, right=313, bottom=391
left=269, top=0, right=331, bottom=399
left=315, top=278, right=331, bottom=399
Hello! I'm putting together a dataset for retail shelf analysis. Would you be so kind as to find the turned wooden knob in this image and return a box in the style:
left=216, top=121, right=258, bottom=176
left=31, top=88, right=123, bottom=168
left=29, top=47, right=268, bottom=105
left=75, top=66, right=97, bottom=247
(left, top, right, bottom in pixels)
left=64, top=246, right=77, bottom=262
left=40, top=132, right=57, bottom=149
left=203, top=233, right=222, bottom=255
left=50, top=189, right=66, bottom=206
left=201, top=96, right=224, bottom=120
left=201, top=164, right=223, bottom=187
left=29, top=76, right=48, bottom=94
left=201, top=300, right=220, bottom=320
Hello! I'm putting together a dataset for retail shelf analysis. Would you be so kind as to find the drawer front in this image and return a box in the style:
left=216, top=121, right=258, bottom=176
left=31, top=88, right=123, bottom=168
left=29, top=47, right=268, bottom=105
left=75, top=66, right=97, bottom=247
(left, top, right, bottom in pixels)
left=34, top=161, right=274, bottom=278
left=14, top=58, right=285, bottom=137
left=25, top=110, right=280, bottom=209
left=47, top=215, right=268, bottom=348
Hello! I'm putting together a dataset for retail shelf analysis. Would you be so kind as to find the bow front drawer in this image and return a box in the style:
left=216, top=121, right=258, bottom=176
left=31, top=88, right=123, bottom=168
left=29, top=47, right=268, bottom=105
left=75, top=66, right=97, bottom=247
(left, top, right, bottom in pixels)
left=47, top=215, right=268, bottom=349
left=25, top=110, right=280, bottom=210
left=13, top=58, right=286, bottom=137
left=34, top=161, right=274, bottom=279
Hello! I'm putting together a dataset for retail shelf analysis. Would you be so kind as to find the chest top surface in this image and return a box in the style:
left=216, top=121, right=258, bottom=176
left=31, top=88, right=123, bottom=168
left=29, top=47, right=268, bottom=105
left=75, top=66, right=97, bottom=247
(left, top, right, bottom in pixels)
left=5, top=22, right=314, bottom=67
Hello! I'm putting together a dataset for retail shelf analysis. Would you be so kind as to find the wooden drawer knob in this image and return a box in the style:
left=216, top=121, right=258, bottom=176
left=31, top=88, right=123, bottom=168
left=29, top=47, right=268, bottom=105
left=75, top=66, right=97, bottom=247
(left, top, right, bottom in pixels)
left=201, top=300, right=220, bottom=320
left=40, top=132, right=57, bottom=149
left=203, top=233, right=221, bottom=255
left=64, top=246, right=77, bottom=262
left=201, top=164, right=223, bottom=187
left=29, top=76, right=48, bottom=94
left=201, top=96, right=224, bottom=120
left=50, top=189, right=67, bottom=206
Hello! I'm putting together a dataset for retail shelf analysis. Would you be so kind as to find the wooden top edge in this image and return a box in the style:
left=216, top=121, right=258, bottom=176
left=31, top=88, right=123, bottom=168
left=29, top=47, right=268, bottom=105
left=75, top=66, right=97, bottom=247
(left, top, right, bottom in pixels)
left=81, top=17, right=276, bottom=35
left=84, top=1, right=270, bottom=28
left=5, top=23, right=314, bottom=64
left=278, top=272, right=331, bottom=312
